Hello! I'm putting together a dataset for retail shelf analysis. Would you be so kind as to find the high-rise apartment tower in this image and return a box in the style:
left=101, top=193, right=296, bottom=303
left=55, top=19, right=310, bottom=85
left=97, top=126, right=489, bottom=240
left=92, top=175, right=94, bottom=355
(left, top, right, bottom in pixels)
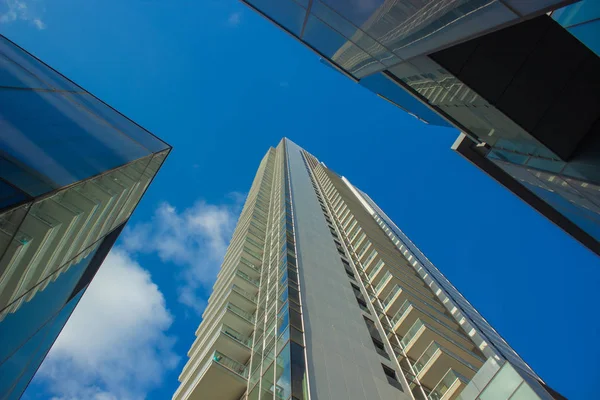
left=237, top=0, right=600, bottom=257
left=0, top=36, right=171, bottom=399
left=174, top=139, right=562, bottom=400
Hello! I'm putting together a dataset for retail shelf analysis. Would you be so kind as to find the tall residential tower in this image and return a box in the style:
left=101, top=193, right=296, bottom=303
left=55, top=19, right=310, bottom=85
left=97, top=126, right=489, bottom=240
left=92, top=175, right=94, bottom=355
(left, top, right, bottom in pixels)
left=0, top=35, right=170, bottom=399
left=237, top=0, right=600, bottom=256
left=174, top=139, right=562, bottom=400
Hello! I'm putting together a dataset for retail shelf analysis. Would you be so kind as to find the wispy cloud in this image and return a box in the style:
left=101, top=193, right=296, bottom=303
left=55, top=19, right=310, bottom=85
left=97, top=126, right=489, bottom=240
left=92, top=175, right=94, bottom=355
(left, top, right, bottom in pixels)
left=0, top=0, right=46, bottom=29
left=122, top=195, right=244, bottom=315
left=32, top=249, right=179, bottom=399
left=227, top=11, right=241, bottom=26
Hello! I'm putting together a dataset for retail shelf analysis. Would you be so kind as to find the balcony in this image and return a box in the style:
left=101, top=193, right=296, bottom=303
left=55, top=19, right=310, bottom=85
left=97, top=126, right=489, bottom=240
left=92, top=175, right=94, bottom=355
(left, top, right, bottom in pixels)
left=233, top=270, right=259, bottom=295
left=367, top=259, right=386, bottom=282
left=230, top=284, right=257, bottom=312
left=239, top=256, right=261, bottom=279
left=390, top=300, right=459, bottom=338
left=429, top=369, right=470, bottom=400
left=414, top=342, right=480, bottom=388
left=382, top=284, right=446, bottom=317
left=175, top=350, right=248, bottom=400
left=223, top=302, right=255, bottom=336
left=373, top=270, right=392, bottom=295
left=182, top=322, right=253, bottom=386
left=399, top=319, right=480, bottom=365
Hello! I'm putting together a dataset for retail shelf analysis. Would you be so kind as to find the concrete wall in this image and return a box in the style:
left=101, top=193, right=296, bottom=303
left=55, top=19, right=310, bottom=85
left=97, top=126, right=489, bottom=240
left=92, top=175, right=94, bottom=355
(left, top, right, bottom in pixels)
left=285, top=139, right=410, bottom=400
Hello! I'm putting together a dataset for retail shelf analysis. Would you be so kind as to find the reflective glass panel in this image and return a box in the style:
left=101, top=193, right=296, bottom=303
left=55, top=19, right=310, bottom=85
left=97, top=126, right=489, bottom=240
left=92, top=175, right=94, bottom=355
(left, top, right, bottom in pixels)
left=0, top=89, right=149, bottom=195
left=0, top=241, right=99, bottom=364
left=5, top=290, right=83, bottom=400
left=246, top=0, right=307, bottom=36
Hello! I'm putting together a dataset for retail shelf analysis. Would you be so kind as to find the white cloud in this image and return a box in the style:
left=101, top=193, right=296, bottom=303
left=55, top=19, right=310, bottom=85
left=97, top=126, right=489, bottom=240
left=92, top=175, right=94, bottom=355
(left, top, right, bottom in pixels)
left=0, top=0, right=46, bottom=29
left=122, top=196, right=243, bottom=315
left=33, top=249, right=179, bottom=400
left=227, top=11, right=241, bottom=26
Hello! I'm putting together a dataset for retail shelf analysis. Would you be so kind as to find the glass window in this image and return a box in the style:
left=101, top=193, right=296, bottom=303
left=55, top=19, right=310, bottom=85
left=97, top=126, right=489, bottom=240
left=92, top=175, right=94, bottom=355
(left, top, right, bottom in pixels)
left=67, top=93, right=170, bottom=153
left=0, top=180, right=30, bottom=211
left=2, top=290, right=83, bottom=400
left=302, top=15, right=383, bottom=78
left=0, top=89, right=150, bottom=195
left=261, top=361, right=276, bottom=400
left=479, top=363, right=523, bottom=400
left=290, top=342, right=308, bottom=399
left=275, top=344, right=292, bottom=399
left=0, top=36, right=82, bottom=93
left=359, top=72, right=451, bottom=127
left=389, top=57, right=557, bottom=160
left=247, top=0, right=307, bottom=37
left=311, top=0, right=400, bottom=67
left=0, top=242, right=99, bottom=365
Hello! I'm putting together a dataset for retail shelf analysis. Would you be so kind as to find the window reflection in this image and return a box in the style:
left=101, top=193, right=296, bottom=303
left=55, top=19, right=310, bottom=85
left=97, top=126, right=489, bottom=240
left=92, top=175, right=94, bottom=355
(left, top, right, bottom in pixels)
left=245, top=0, right=307, bottom=36
left=0, top=290, right=84, bottom=400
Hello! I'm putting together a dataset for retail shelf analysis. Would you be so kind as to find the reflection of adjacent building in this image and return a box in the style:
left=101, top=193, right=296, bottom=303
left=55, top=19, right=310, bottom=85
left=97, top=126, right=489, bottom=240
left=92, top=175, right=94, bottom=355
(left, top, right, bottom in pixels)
left=238, top=0, right=600, bottom=256
left=0, top=35, right=171, bottom=399
left=173, top=139, right=564, bottom=400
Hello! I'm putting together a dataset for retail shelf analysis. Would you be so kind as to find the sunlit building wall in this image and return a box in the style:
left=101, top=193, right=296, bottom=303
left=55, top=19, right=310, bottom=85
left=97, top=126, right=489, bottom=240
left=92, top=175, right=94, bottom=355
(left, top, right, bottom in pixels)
left=174, top=139, right=563, bottom=400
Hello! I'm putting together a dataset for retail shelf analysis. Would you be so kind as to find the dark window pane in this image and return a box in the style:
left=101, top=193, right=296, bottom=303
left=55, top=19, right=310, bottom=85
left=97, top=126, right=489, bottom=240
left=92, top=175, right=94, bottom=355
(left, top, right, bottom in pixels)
left=290, top=342, right=308, bottom=399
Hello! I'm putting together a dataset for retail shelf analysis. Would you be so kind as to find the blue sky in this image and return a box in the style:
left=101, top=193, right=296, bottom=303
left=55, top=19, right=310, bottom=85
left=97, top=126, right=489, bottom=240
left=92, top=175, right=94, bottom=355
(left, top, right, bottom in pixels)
left=1, top=0, right=599, bottom=398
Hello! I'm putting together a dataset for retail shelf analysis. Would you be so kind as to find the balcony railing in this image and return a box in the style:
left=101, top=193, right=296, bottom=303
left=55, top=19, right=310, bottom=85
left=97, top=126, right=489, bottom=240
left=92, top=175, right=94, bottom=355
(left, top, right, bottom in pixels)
left=232, top=284, right=257, bottom=302
left=375, top=271, right=392, bottom=294
left=401, top=318, right=425, bottom=348
left=383, top=284, right=401, bottom=307
left=414, top=342, right=478, bottom=375
left=429, top=369, right=470, bottom=400
left=390, top=299, right=412, bottom=326
left=236, top=270, right=259, bottom=286
left=222, top=324, right=252, bottom=347
left=240, top=257, right=261, bottom=274
left=227, top=302, right=255, bottom=323
left=213, top=350, right=248, bottom=378
left=368, top=259, right=385, bottom=280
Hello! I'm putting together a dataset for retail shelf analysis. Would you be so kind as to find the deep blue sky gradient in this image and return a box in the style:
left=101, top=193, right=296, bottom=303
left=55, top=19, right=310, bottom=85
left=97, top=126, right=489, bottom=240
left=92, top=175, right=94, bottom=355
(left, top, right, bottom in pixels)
left=3, top=0, right=599, bottom=398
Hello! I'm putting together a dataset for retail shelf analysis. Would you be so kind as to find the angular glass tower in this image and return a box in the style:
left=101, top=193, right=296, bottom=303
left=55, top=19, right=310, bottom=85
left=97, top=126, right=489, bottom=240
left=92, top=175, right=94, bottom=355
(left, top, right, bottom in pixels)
left=174, top=139, right=563, bottom=400
left=237, top=0, right=600, bottom=256
left=0, top=35, right=171, bottom=399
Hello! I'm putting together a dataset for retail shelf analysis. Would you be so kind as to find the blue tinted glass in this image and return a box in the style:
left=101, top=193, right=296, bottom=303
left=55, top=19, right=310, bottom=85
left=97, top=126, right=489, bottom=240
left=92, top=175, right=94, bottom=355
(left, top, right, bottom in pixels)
left=0, top=36, right=83, bottom=93
left=68, top=93, right=170, bottom=153
left=359, top=73, right=451, bottom=127
left=0, top=88, right=150, bottom=195
left=303, top=15, right=347, bottom=57
left=568, top=21, right=600, bottom=57
left=275, top=343, right=292, bottom=400
left=0, top=314, right=51, bottom=396
left=246, top=0, right=307, bottom=36
left=303, top=15, right=383, bottom=77
left=552, top=0, right=600, bottom=28
left=0, top=242, right=99, bottom=365
left=6, top=290, right=84, bottom=400
left=0, top=51, right=48, bottom=89
left=0, top=180, right=29, bottom=210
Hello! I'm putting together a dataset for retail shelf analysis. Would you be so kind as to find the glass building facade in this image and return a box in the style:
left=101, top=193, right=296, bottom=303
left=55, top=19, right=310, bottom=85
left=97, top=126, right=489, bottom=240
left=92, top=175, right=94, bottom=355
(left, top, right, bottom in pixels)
left=174, top=139, right=563, bottom=400
left=0, top=35, right=171, bottom=399
left=238, top=0, right=600, bottom=256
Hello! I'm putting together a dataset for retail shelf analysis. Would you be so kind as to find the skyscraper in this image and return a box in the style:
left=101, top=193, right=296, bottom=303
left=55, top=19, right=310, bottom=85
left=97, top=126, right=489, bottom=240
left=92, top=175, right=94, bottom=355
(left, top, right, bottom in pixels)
left=237, top=0, right=600, bottom=256
left=174, top=139, right=562, bottom=400
left=0, top=35, right=171, bottom=398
